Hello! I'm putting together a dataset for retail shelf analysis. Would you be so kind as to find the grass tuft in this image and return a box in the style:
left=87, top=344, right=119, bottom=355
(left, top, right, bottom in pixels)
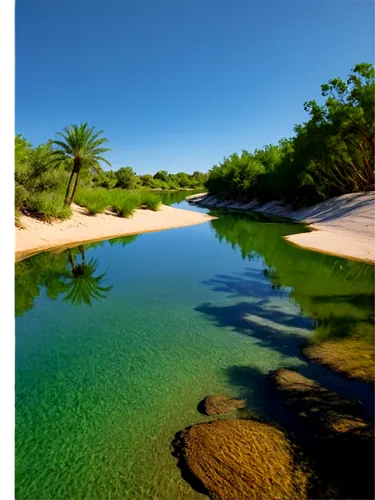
left=140, top=192, right=162, bottom=211
left=75, top=188, right=162, bottom=217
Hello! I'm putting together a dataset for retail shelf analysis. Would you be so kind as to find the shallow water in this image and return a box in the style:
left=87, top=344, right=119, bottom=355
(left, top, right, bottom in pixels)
left=15, top=198, right=374, bottom=500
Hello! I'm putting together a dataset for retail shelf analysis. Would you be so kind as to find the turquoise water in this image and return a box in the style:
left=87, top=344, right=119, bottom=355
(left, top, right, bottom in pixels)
left=15, top=200, right=374, bottom=500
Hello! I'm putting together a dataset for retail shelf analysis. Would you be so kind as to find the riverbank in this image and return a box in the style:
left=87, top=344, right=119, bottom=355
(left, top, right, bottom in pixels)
left=15, top=203, right=216, bottom=262
left=187, top=191, right=375, bottom=263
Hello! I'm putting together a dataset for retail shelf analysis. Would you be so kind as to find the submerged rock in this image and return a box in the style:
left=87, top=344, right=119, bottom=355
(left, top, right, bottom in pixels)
left=198, top=394, right=246, bottom=416
left=269, top=368, right=365, bottom=435
left=270, top=368, right=374, bottom=499
left=172, top=419, right=308, bottom=500
left=303, top=340, right=374, bottom=385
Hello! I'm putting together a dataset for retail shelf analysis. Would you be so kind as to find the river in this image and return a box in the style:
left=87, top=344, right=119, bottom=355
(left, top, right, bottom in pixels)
left=15, top=194, right=374, bottom=500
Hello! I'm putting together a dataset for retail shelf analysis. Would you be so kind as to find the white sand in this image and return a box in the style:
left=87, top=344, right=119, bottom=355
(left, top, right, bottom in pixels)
left=188, top=191, right=375, bottom=263
left=15, top=203, right=216, bottom=262
left=285, top=192, right=375, bottom=262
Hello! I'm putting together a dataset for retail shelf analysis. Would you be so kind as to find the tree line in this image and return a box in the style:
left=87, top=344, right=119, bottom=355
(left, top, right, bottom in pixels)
left=206, top=63, right=374, bottom=206
left=93, top=167, right=208, bottom=191
left=15, top=63, right=374, bottom=222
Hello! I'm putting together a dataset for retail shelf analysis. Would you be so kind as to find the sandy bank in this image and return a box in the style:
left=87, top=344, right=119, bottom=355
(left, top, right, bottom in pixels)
left=187, top=192, right=375, bottom=263
left=15, top=203, right=216, bottom=262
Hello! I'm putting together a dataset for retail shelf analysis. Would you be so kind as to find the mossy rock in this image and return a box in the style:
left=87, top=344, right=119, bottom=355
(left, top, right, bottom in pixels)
left=303, top=340, right=374, bottom=385
left=173, top=419, right=308, bottom=500
left=198, top=394, right=246, bottom=416
left=269, top=368, right=365, bottom=435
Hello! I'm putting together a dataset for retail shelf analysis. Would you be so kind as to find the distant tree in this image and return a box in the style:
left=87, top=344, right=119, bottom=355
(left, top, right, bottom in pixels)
left=93, top=169, right=117, bottom=189
left=52, top=122, right=111, bottom=206
left=175, top=172, right=190, bottom=187
left=153, top=170, right=169, bottom=182
left=139, top=174, right=154, bottom=187
left=192, top=171, right=208, bottom=186
left=115, top=166, right=139, bottom=189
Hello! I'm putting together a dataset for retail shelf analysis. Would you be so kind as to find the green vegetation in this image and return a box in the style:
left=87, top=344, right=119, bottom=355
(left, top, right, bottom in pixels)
left=15, top=127, right=206, bottom=222
left=112, top=191, right=142, bottom=218
left=15, top=135, right=72, bottom=221
left=93, top=167, right=208, bottom=191
left=139, top=191, right=162, bottom=211
left=16, top=63, right=373, bottom=222
left=74, top=188, right=110, bottom=215
left=74, top=187, right=161, bottom=217
left=206, top=63, right=375, bottom=206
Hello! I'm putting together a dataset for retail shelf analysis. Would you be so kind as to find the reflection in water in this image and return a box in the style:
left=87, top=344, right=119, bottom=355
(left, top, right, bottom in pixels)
left=15, top=242, right=116, bottom=316
left=207, top=209, right=374, bottom=344
left=156, top=190, right=201, bottom=206
left=59, top=246, right=113, bottom=307
left=108, top=234, right=138, bottom=246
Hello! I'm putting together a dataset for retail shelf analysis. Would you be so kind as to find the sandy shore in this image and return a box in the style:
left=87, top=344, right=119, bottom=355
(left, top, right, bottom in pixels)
left=15, top=203, right=216, bottom=262
left=187, top=191, right=375, bottom=263
left=285, top=192, right=375, bottom=262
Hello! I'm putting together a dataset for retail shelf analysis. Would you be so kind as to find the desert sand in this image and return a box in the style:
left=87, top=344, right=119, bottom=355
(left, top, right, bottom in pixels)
left=187, top=191, right=375, bottom=263
left=15, top=203, right=216, bottom=262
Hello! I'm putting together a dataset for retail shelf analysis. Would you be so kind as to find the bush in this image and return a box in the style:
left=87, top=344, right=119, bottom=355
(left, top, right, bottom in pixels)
left=26, top=191, right=71, bottom=220
left=113, top=194, right=141, bottom=218
left=140, top=192, right=162, bottom=211
left=92, top=170, right=117, bottom=189
left=75, top=188, right=110, bottom=215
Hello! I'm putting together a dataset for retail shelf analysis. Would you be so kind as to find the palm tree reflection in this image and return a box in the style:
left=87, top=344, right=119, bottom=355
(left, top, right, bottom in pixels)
left=60, top=246, right=113, bottom=307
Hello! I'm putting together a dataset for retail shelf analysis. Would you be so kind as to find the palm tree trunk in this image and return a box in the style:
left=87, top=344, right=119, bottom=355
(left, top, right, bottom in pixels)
left=69, top=167, right=81, bottom=205
left=64, top=170, right=76, bottom=206
left=64, top=159, right=81, bottom=206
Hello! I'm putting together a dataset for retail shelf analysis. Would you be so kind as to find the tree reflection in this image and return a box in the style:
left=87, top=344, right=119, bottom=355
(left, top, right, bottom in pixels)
left=208, top=210, right=374, bottom=343
left=59, top=246, right=113, bottom=307
left=15, top=243, right=115, bottom=316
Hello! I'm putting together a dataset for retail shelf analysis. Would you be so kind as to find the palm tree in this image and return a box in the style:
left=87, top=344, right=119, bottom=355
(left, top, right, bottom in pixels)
left=52, top=123, right=111, bottom=206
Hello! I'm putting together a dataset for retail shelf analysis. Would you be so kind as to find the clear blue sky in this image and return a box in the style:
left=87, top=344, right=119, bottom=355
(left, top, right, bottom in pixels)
left=16, top=0, right=374, bottom=174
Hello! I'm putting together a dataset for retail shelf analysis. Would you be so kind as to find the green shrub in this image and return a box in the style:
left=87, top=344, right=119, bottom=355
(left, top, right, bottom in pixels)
left=15, top=184, right=29, bottom=209
left=75, top=187, right=110, bottom=215
left=113, top=199, right=139, bottom=217
left=84, top=199, right=109, bottom=215
left=26, top=191, right=71, bottom=220
left=140, top=192, right=162, bottom=211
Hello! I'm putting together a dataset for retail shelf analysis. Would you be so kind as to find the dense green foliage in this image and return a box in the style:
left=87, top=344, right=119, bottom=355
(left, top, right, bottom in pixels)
left=15, top=135, right=72, bottom=220
left=207, top=64, right=375, bottom=206
left=15, top=129, right=207, bottom=221
left=93, top=167, right=208, bottom=191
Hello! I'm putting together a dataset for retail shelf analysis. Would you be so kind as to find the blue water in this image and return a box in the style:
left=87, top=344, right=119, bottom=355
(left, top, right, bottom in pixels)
left=15, top=199, right=374, bottom=499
